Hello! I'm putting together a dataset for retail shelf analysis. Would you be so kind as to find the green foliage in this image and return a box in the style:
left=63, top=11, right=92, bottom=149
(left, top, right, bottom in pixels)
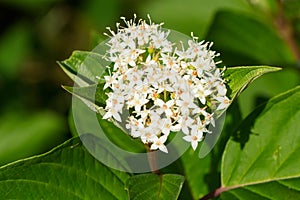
left=0, top=44, right=284, bottom=199
left=1, top=0, right=300, bottom=199
left=60, top=50, right=282, bottom=199
left=206, top=11, right=295, bottom=66
left=139, top=0, right=254, bottom=38
left=224, top=66, right=281, bottom=101
left=0, top=24, right=31, bottom=78
left=0, top=111, right=66, bottom=166
left=126, top=174, right=184, bottom=200
left=237, top=68, right=300, bottom=117
left=0, top=137, right=130, bottom=199
left=57, top=51, right=105, bottom=86
left=179, top=66, right=280, bottom=199
left=97, top=117, right=146, bottom=153
left=221, top=86, right=300, bottom=199
left=180, top=147, right=214, bottom=198
left=180, top=103, right=242, bottom=199
left=63, top=84, right=107, bottom=107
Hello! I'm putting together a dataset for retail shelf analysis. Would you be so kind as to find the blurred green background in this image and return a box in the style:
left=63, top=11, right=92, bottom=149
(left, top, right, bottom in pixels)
left=0, top=0, right=299, bottom=166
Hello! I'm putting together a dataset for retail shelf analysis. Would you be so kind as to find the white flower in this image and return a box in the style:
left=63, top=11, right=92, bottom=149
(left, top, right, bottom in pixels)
left=177, top=115, right=194, bottom=135
left=183, top=132, right=203, bottom=150
left=127, top=93, right=149, bottom=113
left=148, top=110, right=164, bottom=128
left=161, top=118, right=175, bottom=135
left=125, top=68, right=143, bottom=88
left=216, top=82, right=227, bottom=96
left=143, top=55, right=158, bottom=68
left=135, top=106, right=150, bottom=121
left=160, top=53, right=180, bottom=69
left=155, top=99, right=175, bottom=117
left=192, top=118, right=210, bottom=135
left=141, top=128, right=157, bottom=144
left=192, top=106, right=209, bottom=117
left=191, top=57, right=212, bottom=75
left=204, top=113, right=215, bottom=127
left=126, top=116, right=144, bottom=132
left=176, top=93, right=198, bottom=114
left=103, top=92, right=124, bottom=122
left=216, top=96, right=230, bottom=110
left=103, top=71, right=119, bottom=89
left=192, top=80, right=212, bottom=105
left=120, top=35, right=136, bottom=49
left=150, top=135, right=168, bottom=153
left=103, top=106, right=122, bottom=122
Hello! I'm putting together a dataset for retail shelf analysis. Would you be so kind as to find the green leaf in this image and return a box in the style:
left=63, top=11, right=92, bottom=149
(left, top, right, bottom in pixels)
left=0, top=136, right=130, bottom=199
left=181, top=102, right=242, bottom=199
left=58, top=51, right=106, bottom=86
left=221, top=86, right=300, bottom=199
left=0, top=23, right=31, bottom=78
left=0, top=111, right=66, bottom=166
left=224, top=66, right=281, bottom=101
left=97, top=116, right=146, bottom=153
left=62, top=84, right=107, bottom=107
left=65, top=88, right=145, bottom=153
left=139, top=0, right=254, bottom=38
left=181, top=148, right=214, bottom=199
left=206, top=11, right=295, bottom=66
left=126, top=174, right=184, bottom=200
left=237, top=68, right=300, bottom=117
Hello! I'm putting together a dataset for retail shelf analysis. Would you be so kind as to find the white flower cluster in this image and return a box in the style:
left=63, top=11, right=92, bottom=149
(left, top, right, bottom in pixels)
left=101, top=16, right=230, bottom=153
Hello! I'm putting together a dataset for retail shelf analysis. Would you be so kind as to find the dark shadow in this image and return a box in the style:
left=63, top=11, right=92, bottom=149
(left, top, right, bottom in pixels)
left=204, top=101, right=242, bottom=193
left=231, top=102, right=267, bottom=149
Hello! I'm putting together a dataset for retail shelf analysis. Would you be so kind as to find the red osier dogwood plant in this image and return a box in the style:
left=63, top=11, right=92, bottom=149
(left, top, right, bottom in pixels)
left=101, top=15, right=230, bottom=153
left=0, top=15, right=299, bottom=200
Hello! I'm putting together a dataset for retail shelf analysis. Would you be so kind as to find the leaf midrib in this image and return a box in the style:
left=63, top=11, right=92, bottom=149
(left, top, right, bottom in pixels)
left=224, top=173, right=300, bottom=190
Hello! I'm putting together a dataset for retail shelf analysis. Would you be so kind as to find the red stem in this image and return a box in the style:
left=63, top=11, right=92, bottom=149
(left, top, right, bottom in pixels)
left=199, top=186, right=228, bottom=200
left=145, top=144, right=160, bottom=174
left=275, top=0, right=300, bottom=60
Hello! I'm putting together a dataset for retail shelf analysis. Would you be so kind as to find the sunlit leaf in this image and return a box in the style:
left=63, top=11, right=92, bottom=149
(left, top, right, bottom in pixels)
left=224, top=66, right=281, bottom=101
left=221, top=86, right=300, bottom=199
left=0, top=137, right=130, bottom=199
left=58, top=51, right=105, bottom=86
left=237, top=68, right=300, bottom=117
left=62, top=84, right=107, bottom=107
left=126, top=174, right=184, bottom=200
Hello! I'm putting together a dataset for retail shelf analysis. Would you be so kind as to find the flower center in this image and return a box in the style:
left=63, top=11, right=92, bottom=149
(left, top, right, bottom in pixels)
left=192, top=135, right=198, bottom=141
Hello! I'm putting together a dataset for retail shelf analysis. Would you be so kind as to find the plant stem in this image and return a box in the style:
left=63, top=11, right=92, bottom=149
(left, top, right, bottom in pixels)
left=199, top=186, right=228, bottom=200
left=145, top=144, right=160, bottom=174
left=275, top=0, right=300, bottom=60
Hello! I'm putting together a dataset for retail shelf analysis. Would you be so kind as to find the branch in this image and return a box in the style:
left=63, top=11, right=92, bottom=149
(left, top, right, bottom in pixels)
left=275, top=0, right=300, bottom=60
left=145, top=144, right=160, bottom=174
left=199, top=186, right=228, bottom=200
